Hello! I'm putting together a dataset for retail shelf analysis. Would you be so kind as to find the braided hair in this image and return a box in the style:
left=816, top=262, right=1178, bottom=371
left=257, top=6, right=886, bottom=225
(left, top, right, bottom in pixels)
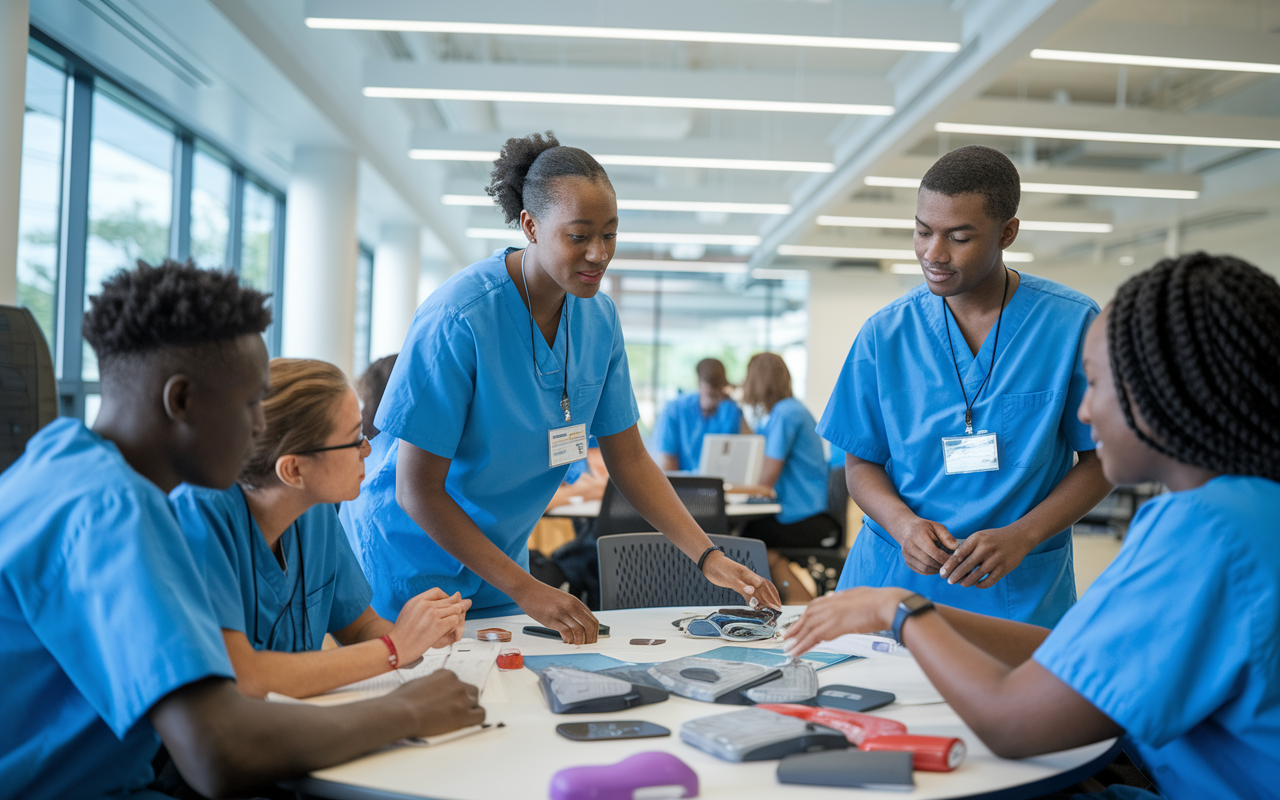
left=485, top=131, right=612, bottom=225
left=1107, top=252, right=1280, bottom=480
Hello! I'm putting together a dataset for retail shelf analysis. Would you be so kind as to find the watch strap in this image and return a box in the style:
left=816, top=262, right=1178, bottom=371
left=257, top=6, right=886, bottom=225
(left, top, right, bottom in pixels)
left=891, top=594, right=935, bottom=645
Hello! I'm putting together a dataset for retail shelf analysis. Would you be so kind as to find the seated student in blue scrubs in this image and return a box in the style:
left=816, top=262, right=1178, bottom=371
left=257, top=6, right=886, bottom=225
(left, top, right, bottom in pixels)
left=172, top=358, right=469, bottom=700
left=657, top=357, right=748, bottom=472
left=0, top=262, right=483, bottom=800
left=342, top=132, right=779, bottom=644
left=820, top=145, right=1113, bottom=627
left=785, top=253, right=1280, bottom=798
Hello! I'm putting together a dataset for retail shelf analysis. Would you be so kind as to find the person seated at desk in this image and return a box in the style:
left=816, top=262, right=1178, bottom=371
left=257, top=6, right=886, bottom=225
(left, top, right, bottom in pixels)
left=657, top=357, right=748, bottom=472
left=0, top=261, right=482, bottom=800
left=172, top=358, right=469, bottom=700
left=783, top=253, right=1280, bottom=799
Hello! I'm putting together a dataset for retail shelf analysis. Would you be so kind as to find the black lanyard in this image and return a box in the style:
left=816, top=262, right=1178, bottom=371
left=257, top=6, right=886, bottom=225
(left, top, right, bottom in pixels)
left=519, top=247, right=571, bottom=422
left=942, top=268, right=1010, bottom=435
left=247, top=498, right=309, bottom=652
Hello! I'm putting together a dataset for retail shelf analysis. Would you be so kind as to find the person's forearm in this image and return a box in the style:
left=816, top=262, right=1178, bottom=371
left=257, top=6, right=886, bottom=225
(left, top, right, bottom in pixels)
left=846, top=458, right=920, bottom=539
left=602, top=430, right=713, bottom=561
left=933, top=604, right=1050, bottom=667
left=230, top=639, right=396, bottom=700
left=1005, top=451, right=1112, bottom=548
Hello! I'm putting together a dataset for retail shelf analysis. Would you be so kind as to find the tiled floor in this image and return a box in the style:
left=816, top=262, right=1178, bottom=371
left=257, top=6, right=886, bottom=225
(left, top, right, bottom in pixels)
left=1073, top=530, right=1124, bottom=596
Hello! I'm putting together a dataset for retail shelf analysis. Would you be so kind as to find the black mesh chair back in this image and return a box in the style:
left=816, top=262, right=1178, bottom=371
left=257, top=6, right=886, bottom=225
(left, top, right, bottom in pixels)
left=0, top=306, right=57, bottom=472
left=595, top=476, right=728, bottom=538
left=597, top=532, right=769, bottom=610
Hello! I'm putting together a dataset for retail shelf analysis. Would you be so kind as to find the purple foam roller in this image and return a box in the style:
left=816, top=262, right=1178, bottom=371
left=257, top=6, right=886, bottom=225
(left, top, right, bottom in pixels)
left=549, top=751, right=698, bottom=800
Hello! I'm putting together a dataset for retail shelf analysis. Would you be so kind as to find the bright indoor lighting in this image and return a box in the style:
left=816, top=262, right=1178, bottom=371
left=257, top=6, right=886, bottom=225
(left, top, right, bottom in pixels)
left=864, top=176, right=1199, bottom=200
left=779, top=244, right=1034, bottom=262
left=445, top=195, right=792, bottom=214
left=368, top=87, right=892, bottom=116
left=416, top=150, right=834, bottom=173
left=1031, top=48, right=1280, bottom=75
left=465, top=228, right=762, bottom=246
left=751, top=268, right=810, bottom=280
left=935, top=122, right=1280, bottom=150
left=308, top=18, right=960, bottom=52
left=608, top=259, right=748, bottom=274
left=890, top=262, right=921, bottom=274
left=816, top=215, right=1112, bottom=233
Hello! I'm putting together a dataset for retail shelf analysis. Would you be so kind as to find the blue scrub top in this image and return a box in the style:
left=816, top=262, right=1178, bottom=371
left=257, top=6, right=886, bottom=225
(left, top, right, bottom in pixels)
left=756, top=397, right=828, bottom=524
left=820, top=273, right=1097, bottom=626
left=342, top=248, right=640, bottom=618
left=657, top=392, right=744, bottom=471
left=1036, top=476, right=1280, bottom=798
left=0, top=420, right=232, bottom=800
left=171, top=484, right=373, bottom=652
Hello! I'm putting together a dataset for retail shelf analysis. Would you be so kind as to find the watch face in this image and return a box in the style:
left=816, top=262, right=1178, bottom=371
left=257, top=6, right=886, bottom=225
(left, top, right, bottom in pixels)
left=903, top=593, right=933, bottom=614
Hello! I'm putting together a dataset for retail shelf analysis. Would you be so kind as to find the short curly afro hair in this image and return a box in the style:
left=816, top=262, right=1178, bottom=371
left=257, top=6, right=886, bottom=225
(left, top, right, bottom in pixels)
left=920, top=145, right=1021, bottom=223
left=485, top=131, right=612, bottom=225
left=83, top=259, right=272, bottom=368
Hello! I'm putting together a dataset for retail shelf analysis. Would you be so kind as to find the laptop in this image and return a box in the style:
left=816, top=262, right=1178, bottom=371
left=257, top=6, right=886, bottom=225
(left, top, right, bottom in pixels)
left=698, top=434, right=766, bottom=486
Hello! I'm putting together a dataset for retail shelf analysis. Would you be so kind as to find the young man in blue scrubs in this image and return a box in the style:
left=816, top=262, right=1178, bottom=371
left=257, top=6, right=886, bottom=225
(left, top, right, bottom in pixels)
left=0, top=262, right=483, bottom=800
left=785, top=253, right=1280, bottom=798
left=342, top=132, right=779, bottom=644
left=820, top=146, right=1112, bottom=626
left=658, top=358, right=747, bottom=472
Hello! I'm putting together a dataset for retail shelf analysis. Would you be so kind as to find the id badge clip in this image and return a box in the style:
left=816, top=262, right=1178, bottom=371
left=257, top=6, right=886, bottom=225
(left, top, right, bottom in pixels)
left=941, top=431, right=999, bottom=475
left=548, top=423, right=588, bottom=468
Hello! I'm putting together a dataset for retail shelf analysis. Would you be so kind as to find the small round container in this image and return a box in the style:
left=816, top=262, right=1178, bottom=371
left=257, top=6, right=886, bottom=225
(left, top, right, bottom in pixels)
left=477, top=627, right=512, bottom=643
left=496, top=647, right=523, bottom=671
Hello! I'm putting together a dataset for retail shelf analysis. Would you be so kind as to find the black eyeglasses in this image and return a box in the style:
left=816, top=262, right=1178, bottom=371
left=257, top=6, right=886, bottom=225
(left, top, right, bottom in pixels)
left=294, top=435, right=368, bottom=456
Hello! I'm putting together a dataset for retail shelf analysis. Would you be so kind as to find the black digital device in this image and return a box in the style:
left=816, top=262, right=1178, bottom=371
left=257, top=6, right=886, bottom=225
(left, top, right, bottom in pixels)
left=523, top=624, right=610, bottom=640
left=813, top=684, right=897, bottom=713
left=555, top=721, right=671, bottom=741
left=777, top=750, right=914, bottom=790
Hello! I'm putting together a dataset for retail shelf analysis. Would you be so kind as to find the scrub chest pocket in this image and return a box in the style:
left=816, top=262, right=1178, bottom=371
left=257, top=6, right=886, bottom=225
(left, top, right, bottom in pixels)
left=1000, top=391, right=1060, bottom=469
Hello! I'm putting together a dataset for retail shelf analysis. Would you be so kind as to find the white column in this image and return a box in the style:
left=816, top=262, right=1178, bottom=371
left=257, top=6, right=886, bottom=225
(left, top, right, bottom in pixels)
left=282, top=147, right=358, bottom=376
left=0, top=0, right=29, bottom=306
left=369, top=223, right=420, bottom=360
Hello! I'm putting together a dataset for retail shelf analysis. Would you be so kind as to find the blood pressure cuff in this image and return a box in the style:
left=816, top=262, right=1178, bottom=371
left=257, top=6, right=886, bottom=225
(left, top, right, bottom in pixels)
left=538, top=666, right=668, bottom=714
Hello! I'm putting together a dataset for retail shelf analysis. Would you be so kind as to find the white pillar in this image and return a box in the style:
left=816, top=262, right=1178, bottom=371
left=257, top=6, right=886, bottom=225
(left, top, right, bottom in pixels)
left=0, top=0, right=29, bottom=306
left=369, top=223, right=420, bottom=360
left=282, top=147, right=358, bottom=376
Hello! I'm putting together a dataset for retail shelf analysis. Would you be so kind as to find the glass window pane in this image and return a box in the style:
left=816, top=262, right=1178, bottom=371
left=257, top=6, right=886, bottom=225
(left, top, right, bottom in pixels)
left=189, top=148, right=232, bottom=270
left=240, top=181, right=275, bottom=293
left=353, top=246, right=373, bottom=377
left=16, top=54, right=66, bottom=352
left=84, top=89, right=175, bottom=380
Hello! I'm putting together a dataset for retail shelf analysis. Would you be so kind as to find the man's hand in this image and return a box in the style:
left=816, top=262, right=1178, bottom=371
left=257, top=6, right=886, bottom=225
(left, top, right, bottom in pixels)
left=389, top=588, right=471, bottom=662
left=939, top=528, right=1037, bottom=588
left=890, top=518, right=958, bottom=575
left=516, top=579, right=600, bottom=644
left=392, top=670, right=486, bottom=737
left=779, top=586, right=911, bottom=657
left=702, top=551, right=783, bottom=610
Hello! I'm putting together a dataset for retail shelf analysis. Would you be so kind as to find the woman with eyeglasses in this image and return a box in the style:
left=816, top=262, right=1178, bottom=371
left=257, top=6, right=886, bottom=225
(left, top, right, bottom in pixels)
left=171, top=358, right=470, bottom=700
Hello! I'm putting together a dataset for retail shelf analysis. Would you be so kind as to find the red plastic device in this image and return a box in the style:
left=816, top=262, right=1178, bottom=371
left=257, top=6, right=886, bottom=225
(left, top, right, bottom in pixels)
left=756, top=704, right=966, bottom=772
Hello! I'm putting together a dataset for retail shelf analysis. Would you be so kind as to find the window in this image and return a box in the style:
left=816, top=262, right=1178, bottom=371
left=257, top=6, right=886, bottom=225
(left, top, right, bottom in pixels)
left=353, top=243, right=374, bottom=377
left=240, top=180, right=275, bottom=293
left=189, top=147, right=233, bottom=271
left=16, top=53, right=66, bottom=351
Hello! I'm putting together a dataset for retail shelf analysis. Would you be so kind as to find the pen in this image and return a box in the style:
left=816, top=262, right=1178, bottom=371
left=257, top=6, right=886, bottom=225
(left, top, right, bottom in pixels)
left=403, top=721, right=506, bottom=747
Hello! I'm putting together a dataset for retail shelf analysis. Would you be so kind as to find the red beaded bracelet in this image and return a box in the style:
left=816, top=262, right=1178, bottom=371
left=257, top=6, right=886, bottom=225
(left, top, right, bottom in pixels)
left=379, top=634, right=399, bottom=669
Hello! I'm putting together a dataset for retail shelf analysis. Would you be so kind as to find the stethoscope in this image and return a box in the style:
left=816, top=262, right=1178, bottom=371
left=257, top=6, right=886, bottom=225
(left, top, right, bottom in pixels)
left=245, top=495, right=310, bottom=652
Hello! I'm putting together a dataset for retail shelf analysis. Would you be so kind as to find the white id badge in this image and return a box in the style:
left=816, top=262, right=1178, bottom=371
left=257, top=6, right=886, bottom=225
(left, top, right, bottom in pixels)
left=548, top=423, right=588, bottom=468
left=941, top=432, right=1000, bottom=475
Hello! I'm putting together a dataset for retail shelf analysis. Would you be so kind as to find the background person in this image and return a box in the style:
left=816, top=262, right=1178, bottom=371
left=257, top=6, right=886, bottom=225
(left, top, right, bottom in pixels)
left=357, top=353, right=397, bottom=440
left=657, top=357, right=747, bottom=472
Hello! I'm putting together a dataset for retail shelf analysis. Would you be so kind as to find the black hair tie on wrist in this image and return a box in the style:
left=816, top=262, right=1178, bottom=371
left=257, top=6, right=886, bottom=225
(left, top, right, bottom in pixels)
left=697, top=545, right=725, bottom=573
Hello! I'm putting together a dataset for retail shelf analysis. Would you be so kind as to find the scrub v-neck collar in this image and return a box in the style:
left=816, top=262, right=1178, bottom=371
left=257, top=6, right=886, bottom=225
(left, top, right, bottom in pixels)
left=926, top=271, right=1032, bottom=393
left=234, top=484, right=299, bottom=603
left=497, top=248, right=572, bottom=392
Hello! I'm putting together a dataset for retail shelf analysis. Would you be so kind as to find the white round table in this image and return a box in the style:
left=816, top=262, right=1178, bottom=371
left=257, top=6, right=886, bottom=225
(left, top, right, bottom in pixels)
left=294, top=607, right=1117, bottom=800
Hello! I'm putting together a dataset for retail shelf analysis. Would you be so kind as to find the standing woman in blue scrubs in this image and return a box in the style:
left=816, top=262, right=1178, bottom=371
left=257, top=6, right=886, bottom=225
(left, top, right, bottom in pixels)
left=658, top=358, right=747, bottom=472
left=820, top=146, right=1113, bottom=626
left=784, top=253, right=1280, bottom=798
left=172, top=358, right=469, bottom=700
left=342, top=133, right=779, bottom=642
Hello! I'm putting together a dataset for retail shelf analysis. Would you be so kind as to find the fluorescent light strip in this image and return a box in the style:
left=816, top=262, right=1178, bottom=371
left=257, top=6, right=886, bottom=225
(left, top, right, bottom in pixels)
left=817, top=214, right=1113, bottom=233
left=779, top=244, right=1034, bottom=262
left=444, top=194, right=792, bottom=214
left=609, top=259, right=748, bottom=274
left=414, top=150, right=833, bottom=173
left=863, top=175, right=1200, bottom=199
left=464, top=228, right=762, bottom=246
left=1031, top=48, right=1280, bottom=75
left=751, top=268, right=810, bottom=280
left=367, top=87, right=892, bottom=116
left=935, top=122, right=1280, bottom=150
left=308, top=18, right=960, bottom=52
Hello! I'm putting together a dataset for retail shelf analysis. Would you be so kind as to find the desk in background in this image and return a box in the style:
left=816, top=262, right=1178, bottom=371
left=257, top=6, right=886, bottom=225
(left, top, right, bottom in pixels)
left=547, top=497, right=783, bottom=519
left=295, top=607, right=1117, bottom=800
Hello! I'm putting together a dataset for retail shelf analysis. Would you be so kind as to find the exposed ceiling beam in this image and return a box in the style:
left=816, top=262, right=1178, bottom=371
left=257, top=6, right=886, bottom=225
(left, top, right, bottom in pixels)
left=365, top=60, right=894, bottom=116
left=1032, top=22, right=1280, bottom=73
left=305, top=0, right=962, bottom=52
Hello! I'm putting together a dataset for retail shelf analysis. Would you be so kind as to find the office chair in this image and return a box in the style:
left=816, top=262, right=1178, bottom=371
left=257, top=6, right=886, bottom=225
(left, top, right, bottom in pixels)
left=597, top=532, right=770, bottom=610
left=0, top=306, right=58, bottom=473
left=594, top=476, right=729, bottom=538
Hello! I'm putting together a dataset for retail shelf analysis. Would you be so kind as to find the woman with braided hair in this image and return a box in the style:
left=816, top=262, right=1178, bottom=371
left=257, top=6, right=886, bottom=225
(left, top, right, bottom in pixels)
left=783, top=252, right=1280, bottom=799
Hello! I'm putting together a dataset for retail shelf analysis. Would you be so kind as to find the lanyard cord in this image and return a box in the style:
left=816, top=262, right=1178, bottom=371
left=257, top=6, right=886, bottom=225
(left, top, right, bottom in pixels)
left=942, top=268, right=1010, bottom=435
left=248, top=499, right=309, bottom=651
left=519, top=247, right=572, bottom=422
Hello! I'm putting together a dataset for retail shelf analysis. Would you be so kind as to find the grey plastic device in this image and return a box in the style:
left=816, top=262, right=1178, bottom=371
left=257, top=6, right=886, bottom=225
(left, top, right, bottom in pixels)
left=743, top=662, right=819, bottom=704
left=680, top=708, right=849, bottom=762
left=538, top=666, right=668, bottom=714
left=777, top=750, right=914, bottom=790
left=647, top=657, right=781, bottom=703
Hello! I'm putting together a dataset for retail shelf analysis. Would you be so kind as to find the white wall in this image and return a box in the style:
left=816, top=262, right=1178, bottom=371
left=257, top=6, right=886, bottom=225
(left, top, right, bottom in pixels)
left=0, top=0, right=28, bottom=305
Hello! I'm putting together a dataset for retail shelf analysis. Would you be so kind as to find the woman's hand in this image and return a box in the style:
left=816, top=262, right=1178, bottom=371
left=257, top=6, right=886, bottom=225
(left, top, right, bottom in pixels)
left=939, top=527, right=1036, bottom=588
left=515, top=579, right=600, bottom=644
left=890, top=517, right=959, bottom=575
left=779, top=586, right=911, bottom=657
left=389, top=588, right=471, bottom=662
left=702, top=550, right=783, bottom=610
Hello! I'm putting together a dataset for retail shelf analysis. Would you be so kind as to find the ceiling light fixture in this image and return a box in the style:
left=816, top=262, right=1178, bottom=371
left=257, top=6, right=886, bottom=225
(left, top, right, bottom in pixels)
left=308, top=18, right=960, bottom=52
left=934, top=121, right=1280, bottom=150
left=1031, top=48, right=1280, bottom=75
left=751, top=268, right=810, bottom=280
left=779, top=244, right=1034, bottom=262
left=816, top=214, right=1113, bottom=233
left=608, top=259, right=748, bottom=274
left=863, top=175, right=1199, bottom=200
left=367, top=87, right=892, bottom=116
left=445, top=194, right=792, bottom=214
left=416, top=150, right=834, bottom=173
left=465, top=228, right=762, bottom=246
